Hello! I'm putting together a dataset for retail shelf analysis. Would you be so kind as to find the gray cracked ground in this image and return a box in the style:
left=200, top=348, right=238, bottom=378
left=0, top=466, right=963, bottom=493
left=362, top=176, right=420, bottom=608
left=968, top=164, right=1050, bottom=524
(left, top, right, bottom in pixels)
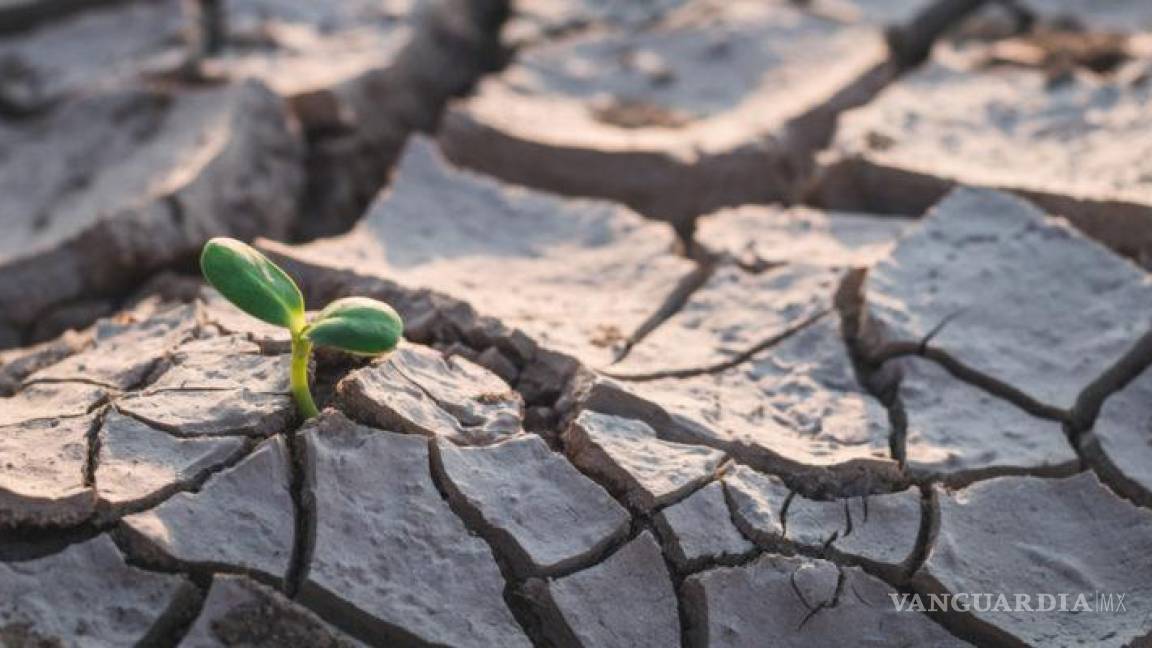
left=12, top=173, right=1152, bottom=648
left=0, top=0, right=505, bottom=348
left=6, top=2, right=1152, bottom=646
left=247, top=107, right=1152, bottom=642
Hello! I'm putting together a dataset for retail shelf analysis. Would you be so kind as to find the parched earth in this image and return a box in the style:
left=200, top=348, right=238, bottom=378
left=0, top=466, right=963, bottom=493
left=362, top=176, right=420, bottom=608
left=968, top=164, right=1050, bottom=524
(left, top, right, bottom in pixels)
left=3, top=0, right=1152, bottom=647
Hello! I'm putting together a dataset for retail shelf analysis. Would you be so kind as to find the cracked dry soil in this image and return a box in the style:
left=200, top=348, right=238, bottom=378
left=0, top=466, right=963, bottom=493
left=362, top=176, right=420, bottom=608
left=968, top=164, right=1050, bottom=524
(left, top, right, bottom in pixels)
left=3, top=0, right=1152, bottom=647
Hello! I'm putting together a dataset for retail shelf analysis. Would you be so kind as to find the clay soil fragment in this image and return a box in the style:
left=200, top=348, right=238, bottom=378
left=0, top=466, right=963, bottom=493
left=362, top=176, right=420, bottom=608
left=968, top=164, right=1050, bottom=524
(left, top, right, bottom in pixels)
left=435, top=433, right=631, bottom=577
left=815, top=57, right=1152, bottom=260
left=861, top=187, right=1152, bottom=416
left=654, top=480, right=755, bottom=571
left=894, top=356, right=1079, bottom=484
left=917, top=472, right=1152, bottom=647
left=119, top=437, right=296, bottom=588
left=95, top=412, right=246, bottom=519
left=298, top=412, right=531, bottom=647
left=179, top=575, right=362, bottom=648
left=1083, top=362, right=1152, bottom=505
left=0, top=414, right=96, bottom=527
left=528, top=531, right=681, bottom=648
left=684, top=555, right=970, bottom=647
left=564, top=409, right=727, bottom=512
left=440, top=0, right=893, bottom=229
left=338, top=344, right=523, bottom=445
left=574, top=316, right=898, bottom=492
left=0, top=534, right=196, bottom=647
left=695, top=204, right=913, bottom=270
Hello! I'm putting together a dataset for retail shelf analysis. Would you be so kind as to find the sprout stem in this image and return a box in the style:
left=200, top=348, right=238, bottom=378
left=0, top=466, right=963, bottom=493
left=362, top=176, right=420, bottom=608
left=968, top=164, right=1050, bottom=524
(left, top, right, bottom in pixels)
left=290, top=333, right=319, bottom=419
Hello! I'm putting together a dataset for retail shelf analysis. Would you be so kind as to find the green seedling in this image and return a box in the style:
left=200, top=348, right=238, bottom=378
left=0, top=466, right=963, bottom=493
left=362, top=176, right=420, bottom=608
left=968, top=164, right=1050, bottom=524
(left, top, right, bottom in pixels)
left=200, top=238, right=403, bottom=419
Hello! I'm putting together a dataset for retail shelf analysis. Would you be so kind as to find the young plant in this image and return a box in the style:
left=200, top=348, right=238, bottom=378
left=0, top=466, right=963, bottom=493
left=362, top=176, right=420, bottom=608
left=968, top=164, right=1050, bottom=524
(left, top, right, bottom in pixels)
left=199, top=238, right=403, bottom=419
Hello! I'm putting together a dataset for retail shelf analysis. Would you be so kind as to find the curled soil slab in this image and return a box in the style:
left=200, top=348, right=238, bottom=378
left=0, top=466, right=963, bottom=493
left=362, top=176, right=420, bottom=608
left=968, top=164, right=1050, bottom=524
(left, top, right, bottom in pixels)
left=148, top=335, right=290, bottom=393
left=337, top=344, right=524, bottom=445
left=860, top=187, right=1152, bottom=418
left=916, top=472, right=1152, bottom=646
left=0, top=414, right=97, bottom=527
left=94, top=412, right=247, bottom=520
left=606, top=262, right=842, bottom=377
left=27, top=302, right=201, bottom=391
left=724, top=464, right=923, bottom=581
left=0, top=381, right=106, bottom=427
left=439, top=0, right=895, bottom=231
left=786, top=488, right=923, bottom=581
left=722, top=465, right=791, bottom=546
left=814, top=54, right=1152, bottom=260
left=0, top=330, right=89, bottom=394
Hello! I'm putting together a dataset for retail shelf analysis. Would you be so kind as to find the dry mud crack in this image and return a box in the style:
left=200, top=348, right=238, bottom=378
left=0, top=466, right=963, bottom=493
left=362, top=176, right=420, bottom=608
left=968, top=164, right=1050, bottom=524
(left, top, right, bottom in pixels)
left=5, top=1, right=1152, bottom=646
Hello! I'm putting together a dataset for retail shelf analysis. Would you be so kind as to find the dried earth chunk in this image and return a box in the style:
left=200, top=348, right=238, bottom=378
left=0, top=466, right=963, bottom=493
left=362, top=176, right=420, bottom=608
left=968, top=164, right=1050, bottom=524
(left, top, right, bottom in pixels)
left=572, top=317, right=898, bottom=493
left=119, top=437, right=295, bottom=588
left=440, top=1, right=891, bottom=229
left=435, top=434, right=630, bottom=577
left=0, top=414, right=96, bottom=527
left=0, top=534, right=195, bottom=647
left=895, top=356, right=1078, bottom=484
left=564, top=410, right=726, bottom=511
left=917, top=472, right=1152, bottom=646
left=609, top=263, right=842, bottom=377
left=179, top=575, right=361, bottom=648
left=298, top=412, right=531, bottom=647
left=654, top=480, right=755, bottom=571
left=338, top=344, right=522, bottom=445
left=95, top=412, right=246, bottom=519
left=527, top=531, right=680, bottom=648
left=816, top=61, right=1152, bottom=260
left=860, top=188, right=1152, bottom=416
left=695, top=204, right=912, bottom=269
left=1083, top=363, right=1152, bottom=505
left=684, top=555, right=970, bottom=647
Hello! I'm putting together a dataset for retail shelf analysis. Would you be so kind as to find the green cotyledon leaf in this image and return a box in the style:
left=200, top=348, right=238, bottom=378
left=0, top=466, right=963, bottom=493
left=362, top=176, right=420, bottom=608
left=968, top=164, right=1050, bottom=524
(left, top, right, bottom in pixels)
left=200, top=237, right=305, bottom=332
left=303, top=297, right=403, bottom=355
